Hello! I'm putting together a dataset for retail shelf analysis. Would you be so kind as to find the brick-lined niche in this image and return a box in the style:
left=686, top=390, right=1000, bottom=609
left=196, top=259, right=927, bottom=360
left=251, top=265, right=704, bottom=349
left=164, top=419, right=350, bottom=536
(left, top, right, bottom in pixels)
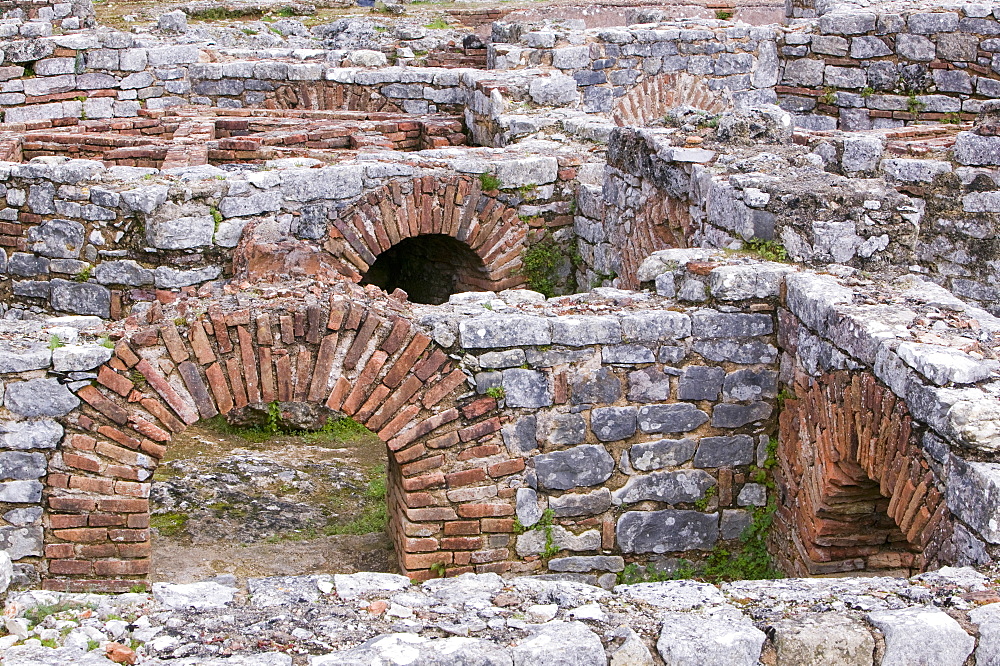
left=772, top=371, right=952, bottom=576
left=45, top=296, right=509, bottom=591
left=240, top=174, right=531, bottom=293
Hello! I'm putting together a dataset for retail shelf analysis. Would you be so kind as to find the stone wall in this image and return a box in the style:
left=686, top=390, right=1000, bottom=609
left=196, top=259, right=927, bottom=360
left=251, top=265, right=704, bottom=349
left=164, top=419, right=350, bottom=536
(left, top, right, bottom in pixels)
left=777, top=7, right=1000, bottom=131
left=0, top=0, right=92, bottom=30
left=0, top=146, right=588, bottom=318
left=0, top=257, right=996, bottom=589
left=488, top=19, right=780, bottom=114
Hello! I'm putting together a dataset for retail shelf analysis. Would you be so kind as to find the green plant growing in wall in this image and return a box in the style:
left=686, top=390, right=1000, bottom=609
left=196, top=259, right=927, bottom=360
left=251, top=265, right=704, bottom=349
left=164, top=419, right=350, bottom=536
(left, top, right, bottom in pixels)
left=429, top=561, right=447, bottom=578
left=906, top=93, right=926, bottom=116
left=860, top=86, right=874, bottom=99
left=485, top=386, right=506, bottom=400
left=479, top=172, right=502, bottom=190
left=694, top=483, right=717, bottom=511
left=73, top=265, right=92, bottom=282
left=48, top=335, right=65, bottom=350
left=521, top=230, right=567, bottom=298
left=424, top=17, right=449, bottom=29
left=743, top=238, right=788, bottom=262
left=714, top=9, right=734, bottom=19
left=942, top=112, right=962, bottom=125
left=819, top=88, right=837, bottom=105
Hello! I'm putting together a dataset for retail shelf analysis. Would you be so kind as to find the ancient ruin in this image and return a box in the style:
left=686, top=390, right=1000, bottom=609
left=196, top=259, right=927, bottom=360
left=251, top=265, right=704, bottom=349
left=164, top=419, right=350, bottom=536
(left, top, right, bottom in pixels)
left=0, top=0, right=998, bottom=660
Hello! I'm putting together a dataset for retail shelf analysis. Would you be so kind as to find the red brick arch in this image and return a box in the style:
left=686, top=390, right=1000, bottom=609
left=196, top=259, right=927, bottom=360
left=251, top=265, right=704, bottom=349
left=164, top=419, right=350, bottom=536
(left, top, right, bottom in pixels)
left=44, top=295, right=514, bottom=592
left=320, top=174, right=529, bottom=292
left=772, top=371, right=953, bottom=576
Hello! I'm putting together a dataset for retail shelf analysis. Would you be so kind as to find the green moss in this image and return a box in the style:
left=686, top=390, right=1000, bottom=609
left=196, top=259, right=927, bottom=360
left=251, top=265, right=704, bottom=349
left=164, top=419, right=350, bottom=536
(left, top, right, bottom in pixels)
left=520, top=230, right=567, bottom=298
left=150, top=512, right=188, bottom=537
left=424, top=17, right=449, bottom=28
left=714, top=9, right=733, bottom=19
left=485, top=386, right=506, bottom=400
left=742, top=238, right=788, bottom=262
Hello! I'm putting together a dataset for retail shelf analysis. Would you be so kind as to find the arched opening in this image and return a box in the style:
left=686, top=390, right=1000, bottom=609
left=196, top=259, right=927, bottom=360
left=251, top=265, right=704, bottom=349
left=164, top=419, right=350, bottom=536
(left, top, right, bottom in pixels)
left=149, top=404, right=392, bottom=582
left=360, top=234, right=491, bottom=305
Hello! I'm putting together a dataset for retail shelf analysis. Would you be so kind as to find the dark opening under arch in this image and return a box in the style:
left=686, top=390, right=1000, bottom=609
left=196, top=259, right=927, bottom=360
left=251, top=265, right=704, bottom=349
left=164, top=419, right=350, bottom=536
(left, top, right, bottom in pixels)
left=360, top=234, right=491, bottom=305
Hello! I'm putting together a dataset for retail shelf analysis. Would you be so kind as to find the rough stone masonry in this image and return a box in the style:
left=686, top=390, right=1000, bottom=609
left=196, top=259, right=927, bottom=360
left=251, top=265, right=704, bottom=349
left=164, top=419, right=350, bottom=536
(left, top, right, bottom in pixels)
left=0, top=0, right=996, bottom=661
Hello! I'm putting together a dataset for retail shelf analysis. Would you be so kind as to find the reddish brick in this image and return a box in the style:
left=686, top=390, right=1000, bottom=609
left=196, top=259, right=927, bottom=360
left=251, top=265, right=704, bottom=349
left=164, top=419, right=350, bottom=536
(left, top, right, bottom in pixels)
left=459, top=417, right=501, bottom=443
left=69, top=434, right=96, bottom=451
left=77, top=544, right=117, bottom=558
left=458, top=444, right=501, bottom=461
left=97, top=498, right=149, bottom=513
left=97, top=366, right=134, bottom=397
left=400, top=454, right=445, bottom=477
left=53, top=527, right=108, bottom=543
left=45, top=543, right=75, bottom=558
left=96, top=427, right=140, bottom=450
left=382, top=333, right=431, bottom=388
left=139, top=397, right=185, bottom=433
left=444, top=521, right=481, bottom=535
left=378, top=404, right=421, bottom=441
left=402, top=537, right=439, bottom=552
left=114, top=481, right=149, bottom=498
left=441, top=536, right=483, bottom=550
left=422, top=369, right=467, bottom=408
left=380, top=317, right=410, bottom=354
left=76, top=385, right=129, bottom=425
left=488, top=458, right=525, bottom=478
left=127, top=513, right=150, bottom=528
left=413, top=349, right=447, bottom=381
left=470, top=548, right=508, bottom=564
left=69, top=475, right=115, bottom=494
left=117, top=542, right=152, bottom=558
left=402, top=473, right=445, bottom=492
left=108, top=529, right=148, bottom=542
left=457, top=503, right=513, bottom=518
left=94, top=559, right=151, bottom=576
left=307, top=333, right=340, bottom=402
left=64, top=453, right=101, bottom=473
left=427, top=432, right=460, bottom=449
left=404, top=492, right=436, bottom=508
left=189, top=320, right=216, bottom=364
left=402, top=551, right=452, bottom=570
left=481, top=518, right=515, bottom=533
left=88, top=514, right=125, bottom=527
left=406, top=507, right=458, bottom=521
left=461, top=397, right=497, bottom=420
left=389, top=409, right=460, bottom=451
left=51, top=514, right=88, bottom=528
left=49, top=497, right=97, bottom=512
left=159, top=322, right=190, bottom=363
left=446, top=468, right=487, bottom=488
left=395, top=443, right=426, bottom=465
left=50, top=559, right=93, bottom=575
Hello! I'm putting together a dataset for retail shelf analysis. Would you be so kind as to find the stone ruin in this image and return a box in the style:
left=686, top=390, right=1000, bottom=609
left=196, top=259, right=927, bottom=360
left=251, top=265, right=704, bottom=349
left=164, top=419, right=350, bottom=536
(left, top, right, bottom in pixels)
left=0, top=0, right=998, bottom=659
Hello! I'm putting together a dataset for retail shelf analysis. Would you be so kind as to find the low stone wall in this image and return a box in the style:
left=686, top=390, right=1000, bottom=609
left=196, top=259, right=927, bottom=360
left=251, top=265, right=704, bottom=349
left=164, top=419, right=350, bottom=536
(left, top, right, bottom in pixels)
left=0, top=257, right=996, bottom=589
left=777, top=7, right=1000, bottom=131
left=488, top=19, right=779, bottom=115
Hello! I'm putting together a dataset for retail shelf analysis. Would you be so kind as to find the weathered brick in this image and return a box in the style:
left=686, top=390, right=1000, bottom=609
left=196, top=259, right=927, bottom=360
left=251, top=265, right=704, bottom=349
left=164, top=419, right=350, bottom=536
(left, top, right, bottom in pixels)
left=400, top=454, right=445, bottom=477
left=488, top=458, right=526, bottom=478
left=457, top=503, right=513, bottom=518
left=97, top=366, right=134, bottom=397
left=414, top=349, right=447, bottom=381
left=481, top=518, right=515, bottom=533
left=444, top=521, right=481, bottom=535
left=402, top=551, right=452, bottom=570
left=446, top=468, right=487, bottom=488
left=423, top=369, right=468, bottom=408
left=49, top=497, right=97, bottom=512
left=45, top=543, right=76, bottom=558
left=461, top=397, right=497, bottom=420
left=402, top=472, right=445, bottom=492
left=189, top=320, right=216, bottom=364
left=441, top=536, right=483, bottom=550
left=407, top=507, right=457, bottom=521
left=402, top=537, right=439, bottom=552
left=382, top=333, right=431, bottom=388
left=94, top=559, right=150, bottom=576
left=51, top=514, right=88, bottom=528
left=459, top=417, right=501, bottom=443
left=159, top=323, right=189, bottom=363
left=458, top=444, right=501, bottom=461
left=50, top=559, right=93, bottom=575
left=53, top=527, right=108, bottom=542
left=77, top=385, right=129, bottom=425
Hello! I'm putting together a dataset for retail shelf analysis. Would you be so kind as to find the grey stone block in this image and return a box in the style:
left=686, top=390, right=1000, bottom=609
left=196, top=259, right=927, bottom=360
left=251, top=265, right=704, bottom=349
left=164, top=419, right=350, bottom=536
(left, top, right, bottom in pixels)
left=0, top=420, right=62, bottom=450
left=503, top=415, right=538, bottom=456
left=629, top=438, right=696, bottom=471
left=722, top=369, right=777, bottom=402
left=28, top=218, right=83, bottom=259
left=737, top=483, right=766, bottom=507
left=694, top=435, right=755, bottom=467
left=95, top=259, right=153, bottom=286
left=479, top=349, right=526, bottom=369
left=693, top=340, right=777, bottom=364
left=7, top=254, right=49, bottom=278
left=51, top=345, right=112, bottom=371
left=502, top=369, right=552, bottom=408
left=0, top=341, right=50, bottom=373
left=548, top=555, right=624, bottom=573
left=543, top=413, right=586, bottom=446
left=658, top=609, right=766, bottom=666
left=946, top=457, right=1000, bottom=543
left=825, top=65, right=866, bottom=88
left=516, top=525, right=601, bottom=556
left=692, top=312, right=772, bottom=338
left=570, top=367, right=622, bottom=405
left=513, top=621, right=606, bottom=666
left=850, top=36, right=891, bottom=58
left=711, top=402, right=772, bottom=428
left=620, top=311, right=691, bottom=342
left=613, top=469, right=715, bottom=504
left=591, top=406, right=637, bottom=442
left=0, top=525, right=43, bottom=559
left=534, top=444, right=615, bottom=490
left=782, top=58, right=826, bottom=87
left=616, top=509, right=718, bottom=553
left=720, top=509, right=752, bottom=540
left=907, top=12, right=959, bottom=34
left=460, top=315, right=552, bottom=348
left=811, top=36, right=848, bottom=56
left=0, top=480, right=43, bottom=503
left=627, top=367, right=672, bottom=402
left=933, top=69, right=972, bottom=94
left=678, top=366, right=725, bottom=401
left=154, top=265, right=222, bottom=289
left=638, top=404, right=709, bottom=434
left=49, top=279, right=111, bottom=317
left=936, top=33, right=979, bottom=62
left=147, top=214, right=214, bottom=250
left=971, top=603, right=1000, bottom=666
left=0, top=452, right=47, bottom=480
left=550, top=488, right=612, bottom=516
left=867, top=607, right=973, bottom=666
left=4, top=378, right=80, bottom=417
left=896, top=34, right=936, bottom=61
left=602, top=344, right=655, bottom=364
left=772, top=614, right=875, bottom=666
left=516, top=487, right=543, bottom=528
left=819, top=13, right=876, bottom=35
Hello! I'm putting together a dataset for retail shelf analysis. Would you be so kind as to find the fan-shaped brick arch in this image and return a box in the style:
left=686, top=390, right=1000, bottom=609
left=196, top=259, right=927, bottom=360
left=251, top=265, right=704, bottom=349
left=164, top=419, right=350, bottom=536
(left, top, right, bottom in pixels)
left=321, top=175, right=529, bottom=292
left=43, top=295, right=513, bottom=592
left=772, top=371, right=953, bottom=576
left=611, top=73, right=728, bottom=127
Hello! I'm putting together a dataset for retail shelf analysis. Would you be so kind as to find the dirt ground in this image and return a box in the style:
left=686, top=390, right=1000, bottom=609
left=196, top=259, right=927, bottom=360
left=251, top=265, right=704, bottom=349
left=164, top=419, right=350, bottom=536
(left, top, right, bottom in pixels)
left=149, top=418, right=396, bottom=584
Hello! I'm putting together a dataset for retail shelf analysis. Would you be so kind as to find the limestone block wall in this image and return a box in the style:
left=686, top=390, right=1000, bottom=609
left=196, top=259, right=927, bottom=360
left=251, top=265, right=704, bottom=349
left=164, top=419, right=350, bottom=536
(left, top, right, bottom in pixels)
left=777, top=7, right=1000, bottom=131
left=0, top=259, right=995, bottom=589
left=487, top=20, right=780, bottom=115
left=0, top=147, right=586, bottom=318
left=583, top=126, right=919, bottom=290
left=0, top=0, right=92, bottom=30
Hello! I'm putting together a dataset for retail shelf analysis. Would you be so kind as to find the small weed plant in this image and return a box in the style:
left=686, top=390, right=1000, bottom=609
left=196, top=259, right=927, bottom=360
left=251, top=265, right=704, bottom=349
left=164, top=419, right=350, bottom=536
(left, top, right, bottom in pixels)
left=479, top=172, right=502, bottom=190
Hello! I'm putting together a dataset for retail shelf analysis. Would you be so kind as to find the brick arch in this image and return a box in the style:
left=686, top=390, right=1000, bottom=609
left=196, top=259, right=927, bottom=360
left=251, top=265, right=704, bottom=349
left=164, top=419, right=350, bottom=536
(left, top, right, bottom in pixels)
left=43, top=295, right=511, bottom=592
left=611, top=73, right=728, bottom=127
left=772, top=371, right=953, bottom=577
left=320, top=175, right=529, bottom=293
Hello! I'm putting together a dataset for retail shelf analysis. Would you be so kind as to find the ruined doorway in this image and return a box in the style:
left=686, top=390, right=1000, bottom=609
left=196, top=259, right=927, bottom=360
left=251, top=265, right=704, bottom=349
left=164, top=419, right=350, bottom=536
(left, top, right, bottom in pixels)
left=360, top=234, right=491, bottom=304
left=148, top=406, right=393, bottom=583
